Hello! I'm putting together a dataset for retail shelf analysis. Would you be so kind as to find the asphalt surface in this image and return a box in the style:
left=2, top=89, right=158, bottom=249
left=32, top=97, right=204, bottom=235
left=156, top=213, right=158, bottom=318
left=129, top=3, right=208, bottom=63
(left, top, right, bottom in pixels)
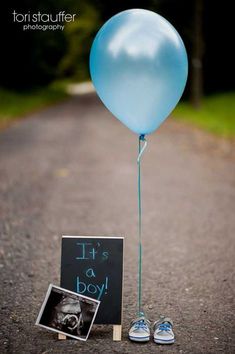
left=0, top=93, right=234, bottom=354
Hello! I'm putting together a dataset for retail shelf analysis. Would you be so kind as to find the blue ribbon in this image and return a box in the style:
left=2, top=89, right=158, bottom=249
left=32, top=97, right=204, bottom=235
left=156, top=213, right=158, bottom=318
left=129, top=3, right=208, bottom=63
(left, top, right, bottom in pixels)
left=137, top=134, right=147, bottom=316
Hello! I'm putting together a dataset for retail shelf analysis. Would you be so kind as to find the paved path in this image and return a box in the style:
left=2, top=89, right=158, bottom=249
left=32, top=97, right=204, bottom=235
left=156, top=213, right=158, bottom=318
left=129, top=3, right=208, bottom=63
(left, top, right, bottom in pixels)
left=0, top=94, right=234, bottom=354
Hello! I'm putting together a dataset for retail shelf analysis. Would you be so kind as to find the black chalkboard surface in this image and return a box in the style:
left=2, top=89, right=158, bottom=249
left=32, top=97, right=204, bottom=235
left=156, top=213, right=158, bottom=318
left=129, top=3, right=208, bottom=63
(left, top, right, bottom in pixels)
left=60, top=236, right=124, bottom=325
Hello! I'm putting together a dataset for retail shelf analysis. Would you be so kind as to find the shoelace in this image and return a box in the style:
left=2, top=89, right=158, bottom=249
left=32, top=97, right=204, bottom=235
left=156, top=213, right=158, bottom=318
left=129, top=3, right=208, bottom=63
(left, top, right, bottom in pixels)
left=158, top=323, right=171, bottom=332
left=134, top=320, right=149, bottom=330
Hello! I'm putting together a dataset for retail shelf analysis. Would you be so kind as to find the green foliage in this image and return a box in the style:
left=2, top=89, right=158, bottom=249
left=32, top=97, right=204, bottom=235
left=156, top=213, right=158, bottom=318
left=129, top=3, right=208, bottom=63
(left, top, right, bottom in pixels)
left=0, top=85, right=67, bottom=129
left=58, top=3, right=100, bottom=82
left=2, top=0, right=234, bottom=95
left=173, top=93, right=235, bottom=138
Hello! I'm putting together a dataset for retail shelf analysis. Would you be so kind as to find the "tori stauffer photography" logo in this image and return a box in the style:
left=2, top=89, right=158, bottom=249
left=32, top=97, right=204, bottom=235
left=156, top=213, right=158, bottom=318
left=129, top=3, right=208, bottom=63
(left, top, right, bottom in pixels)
left=12, top=10, right=77, bottom=31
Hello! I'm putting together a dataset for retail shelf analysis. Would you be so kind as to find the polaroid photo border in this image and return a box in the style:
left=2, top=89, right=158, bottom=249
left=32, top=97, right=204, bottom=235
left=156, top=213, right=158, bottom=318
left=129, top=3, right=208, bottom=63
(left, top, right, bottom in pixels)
left=35, top=284, right=100, bottom=341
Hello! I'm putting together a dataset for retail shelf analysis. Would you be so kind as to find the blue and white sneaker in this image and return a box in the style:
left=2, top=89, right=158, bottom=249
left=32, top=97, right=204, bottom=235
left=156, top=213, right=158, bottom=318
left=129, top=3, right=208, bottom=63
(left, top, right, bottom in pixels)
left=153, top=315, right=174, bottom=344
left=128, top=316, right=151, bottom=342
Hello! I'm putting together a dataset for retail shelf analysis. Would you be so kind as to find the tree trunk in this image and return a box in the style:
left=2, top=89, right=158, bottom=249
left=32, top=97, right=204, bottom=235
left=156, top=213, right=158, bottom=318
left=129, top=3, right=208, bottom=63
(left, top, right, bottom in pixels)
left=191, top=0, right=203, bottom=109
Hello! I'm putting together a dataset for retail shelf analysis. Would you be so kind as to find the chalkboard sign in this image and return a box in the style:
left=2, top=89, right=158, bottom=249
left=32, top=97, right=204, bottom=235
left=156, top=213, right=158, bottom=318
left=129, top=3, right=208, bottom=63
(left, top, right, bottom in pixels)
left=60, top=236, right=124, bottom=325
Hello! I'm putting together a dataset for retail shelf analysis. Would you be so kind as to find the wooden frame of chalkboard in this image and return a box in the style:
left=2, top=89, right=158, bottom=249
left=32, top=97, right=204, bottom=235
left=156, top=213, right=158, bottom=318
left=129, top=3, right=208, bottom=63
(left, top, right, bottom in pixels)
left=60, top=235, right=124, bottom=341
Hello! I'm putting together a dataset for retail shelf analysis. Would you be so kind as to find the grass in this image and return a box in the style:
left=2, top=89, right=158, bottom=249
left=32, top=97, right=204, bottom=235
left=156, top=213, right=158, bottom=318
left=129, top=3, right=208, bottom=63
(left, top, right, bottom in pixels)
left=0, top=82, right=68, bottom=129
left=173, top=92, right=235, bottom=138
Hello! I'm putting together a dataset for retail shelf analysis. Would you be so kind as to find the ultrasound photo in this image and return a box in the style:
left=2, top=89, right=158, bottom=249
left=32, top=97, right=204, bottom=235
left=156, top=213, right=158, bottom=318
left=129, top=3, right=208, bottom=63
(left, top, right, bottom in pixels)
left=36, top=284, right=100, bottom=340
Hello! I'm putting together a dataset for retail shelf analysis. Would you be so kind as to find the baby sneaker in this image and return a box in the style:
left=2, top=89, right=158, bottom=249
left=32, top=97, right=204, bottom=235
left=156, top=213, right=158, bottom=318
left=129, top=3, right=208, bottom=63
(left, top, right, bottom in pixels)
left=128, top=315, right=151, bottom=342
left=153, top=315, right=174, bottom=344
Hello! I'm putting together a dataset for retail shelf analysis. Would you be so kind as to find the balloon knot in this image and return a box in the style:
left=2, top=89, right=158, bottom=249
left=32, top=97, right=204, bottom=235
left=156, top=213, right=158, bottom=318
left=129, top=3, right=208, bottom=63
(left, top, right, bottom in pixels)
left=139, top=134, right=145, bottom=141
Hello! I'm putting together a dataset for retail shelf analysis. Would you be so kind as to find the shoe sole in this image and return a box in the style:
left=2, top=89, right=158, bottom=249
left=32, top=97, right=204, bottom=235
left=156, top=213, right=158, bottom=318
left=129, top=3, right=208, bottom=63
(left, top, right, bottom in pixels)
left=154, top=338, right=175, bottom=344
left=129, top=336, right=150, bottom=342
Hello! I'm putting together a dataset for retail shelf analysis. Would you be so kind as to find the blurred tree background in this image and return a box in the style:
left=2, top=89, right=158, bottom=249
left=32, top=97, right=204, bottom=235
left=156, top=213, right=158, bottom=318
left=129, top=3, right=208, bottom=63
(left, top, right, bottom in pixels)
left=1, top=0, right=234, bottom=135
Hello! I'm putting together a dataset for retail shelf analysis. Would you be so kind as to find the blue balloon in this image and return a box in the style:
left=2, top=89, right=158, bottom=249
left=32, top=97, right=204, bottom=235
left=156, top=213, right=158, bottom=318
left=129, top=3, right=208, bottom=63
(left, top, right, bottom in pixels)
left=90, top=9, right=188, bottom=135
